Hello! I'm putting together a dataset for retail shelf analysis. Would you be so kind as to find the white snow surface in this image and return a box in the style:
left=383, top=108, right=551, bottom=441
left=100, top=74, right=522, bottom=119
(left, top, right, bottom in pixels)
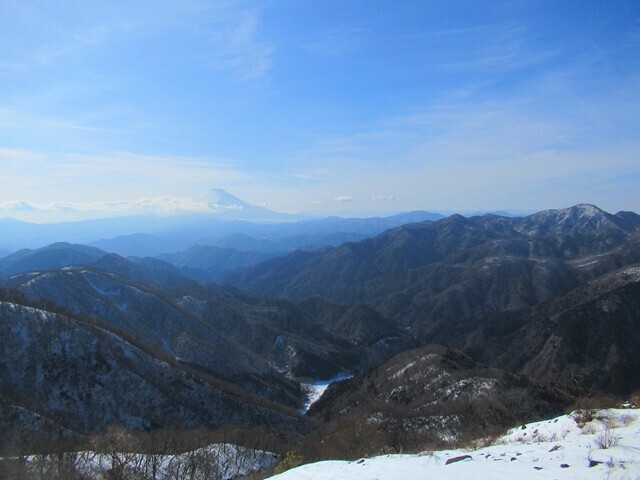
left=270, top=408, right=640, bottom=479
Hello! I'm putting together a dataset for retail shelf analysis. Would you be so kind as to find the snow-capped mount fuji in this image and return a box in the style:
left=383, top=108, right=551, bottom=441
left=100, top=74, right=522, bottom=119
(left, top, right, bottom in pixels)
left=194, top=188, right=251, bottom=211
left=0, top=189, right=298, bottom=225
left=190, top=188, right=293, bottom=221
left=111, top=188, right=294, bottom=220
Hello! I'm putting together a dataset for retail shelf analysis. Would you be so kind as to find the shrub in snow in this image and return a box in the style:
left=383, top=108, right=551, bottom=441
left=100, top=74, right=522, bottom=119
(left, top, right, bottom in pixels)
left=273, top=451, right=303, bottom=474
left=572, top=409, right=596, bottom=428
left=593, top=424, right=620, bottom=449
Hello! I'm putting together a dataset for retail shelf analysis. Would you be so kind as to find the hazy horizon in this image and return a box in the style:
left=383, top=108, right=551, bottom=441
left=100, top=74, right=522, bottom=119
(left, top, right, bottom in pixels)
left=0, top=188, right=627, bottom=225
left=1, top=1, right=639, bottom=221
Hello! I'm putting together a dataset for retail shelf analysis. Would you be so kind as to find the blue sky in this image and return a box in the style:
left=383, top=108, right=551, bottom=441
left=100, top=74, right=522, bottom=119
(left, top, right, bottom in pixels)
left=0, top=0, right=639, bottom=220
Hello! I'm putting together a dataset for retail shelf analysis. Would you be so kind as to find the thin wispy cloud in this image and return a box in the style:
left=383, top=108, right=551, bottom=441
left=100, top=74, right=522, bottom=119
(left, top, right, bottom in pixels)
left=419, top=22, right=519, bottom=40
left=0, top=201, right=37, bottom=212
left=372, top=195, right=395, bottom=202
left=0, top=147, right=36, bottom=159
left=444, top=48, right=560, bottom=73
left=0, top=108, right=114, bottom=133
left=0, top=194, right=264, bottom=220
left=303, top=27, right=370, bottom=56
left=272, top=58, right=640, bottom=212
left=0, top=12, right=132, bottom=75
left=0, top=148, right=253, bottom=204
left=204, top=9, right=273, bottom=79
left=419, top=21, right=561, bottom=74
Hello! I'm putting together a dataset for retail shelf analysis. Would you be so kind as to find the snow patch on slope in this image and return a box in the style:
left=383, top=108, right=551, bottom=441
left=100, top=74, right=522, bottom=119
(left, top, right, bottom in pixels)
left=13, top=443, right=277, bottom=479
left=300, top=374, right=352, bottom=413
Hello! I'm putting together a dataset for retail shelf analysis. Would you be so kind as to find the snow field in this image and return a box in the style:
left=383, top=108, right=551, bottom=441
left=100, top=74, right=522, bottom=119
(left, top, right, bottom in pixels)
left=270, top=408, right=640, bottom=479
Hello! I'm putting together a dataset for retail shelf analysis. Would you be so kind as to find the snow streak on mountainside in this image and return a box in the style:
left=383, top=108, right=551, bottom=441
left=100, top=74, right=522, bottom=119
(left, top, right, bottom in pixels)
left=300, top=374, right=352, bottom=413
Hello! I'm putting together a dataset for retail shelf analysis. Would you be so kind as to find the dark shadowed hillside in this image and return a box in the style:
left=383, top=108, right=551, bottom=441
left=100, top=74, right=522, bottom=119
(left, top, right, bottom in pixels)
left=0, top=300, right=308, bottom=451
left=0, top=243, right=106, bottom=277
left=487, top=264, right=640, bottom=394
left=302, top=345, right=573, bottom=459
left=224, top=205, right=640, bottom=394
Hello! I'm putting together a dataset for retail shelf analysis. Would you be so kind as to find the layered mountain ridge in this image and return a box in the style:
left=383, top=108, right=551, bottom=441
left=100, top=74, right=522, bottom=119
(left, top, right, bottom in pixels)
left=1, top=202, right=639, bottom=457
left=0, top=300, right=308, bottom=449
left=225, top=204, right=640, bottom=394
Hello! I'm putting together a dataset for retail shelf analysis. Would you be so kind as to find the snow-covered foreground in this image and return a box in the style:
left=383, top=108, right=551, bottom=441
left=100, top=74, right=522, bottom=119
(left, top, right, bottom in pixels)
left=270, top=408, right=640, bottom=479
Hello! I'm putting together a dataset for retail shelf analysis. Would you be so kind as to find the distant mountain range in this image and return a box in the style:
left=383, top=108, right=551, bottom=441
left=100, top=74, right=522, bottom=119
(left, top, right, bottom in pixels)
left=0, top=241, right=417, bottom=445
left=0, top=189, right=297, bottom=250
left=0, top=189, right=444, bottom=258
left=88, top=210, right=444, bottom=259
left=2, top=202, right=640, bottom=456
